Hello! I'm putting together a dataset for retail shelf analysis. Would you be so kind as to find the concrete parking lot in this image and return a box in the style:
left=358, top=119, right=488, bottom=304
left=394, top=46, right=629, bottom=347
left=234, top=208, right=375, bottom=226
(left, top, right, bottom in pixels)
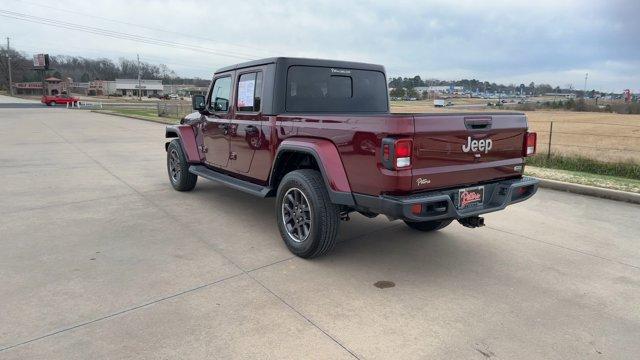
left=1, top=105, right=639, bottom=359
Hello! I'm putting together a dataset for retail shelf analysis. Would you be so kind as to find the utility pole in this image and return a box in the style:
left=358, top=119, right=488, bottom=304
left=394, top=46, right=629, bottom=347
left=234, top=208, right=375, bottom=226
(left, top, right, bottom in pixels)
left=137, top=54, right=141, bottom=101
left=583, top=73, right=588, bottom=96
left=6, top=37, right=13, bottom=96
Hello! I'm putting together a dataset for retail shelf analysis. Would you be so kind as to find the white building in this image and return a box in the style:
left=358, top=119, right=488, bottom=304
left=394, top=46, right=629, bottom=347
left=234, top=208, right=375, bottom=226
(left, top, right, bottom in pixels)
left=415, top=86, right=464, bottom=93
left=544, top=93, right=576, bottom=98
left=163, top=84, right=208, bottom=96
left=71, top=80, right=118, bottom=96
left=115, top=79, right=163, bottom=97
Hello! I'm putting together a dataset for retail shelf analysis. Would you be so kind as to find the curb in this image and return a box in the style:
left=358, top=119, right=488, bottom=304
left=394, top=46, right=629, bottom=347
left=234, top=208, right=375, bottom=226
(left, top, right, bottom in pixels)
left=537, top=178, right=640, bottom=205
left=91, top=110, right=178, bottom=125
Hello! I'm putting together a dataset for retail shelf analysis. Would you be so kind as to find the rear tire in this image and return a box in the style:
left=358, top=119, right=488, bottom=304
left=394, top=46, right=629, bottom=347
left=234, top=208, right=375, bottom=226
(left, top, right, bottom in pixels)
left=167, top=139, right=197, bottom=191
left=276, top=169, right=340, bottom=258
left=404, top=219, right=452, bottom=232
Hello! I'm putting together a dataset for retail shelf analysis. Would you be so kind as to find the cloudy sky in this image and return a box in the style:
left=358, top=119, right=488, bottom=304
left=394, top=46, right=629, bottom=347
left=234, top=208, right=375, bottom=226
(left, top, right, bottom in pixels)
left=1, top=0, right=638, bottom=92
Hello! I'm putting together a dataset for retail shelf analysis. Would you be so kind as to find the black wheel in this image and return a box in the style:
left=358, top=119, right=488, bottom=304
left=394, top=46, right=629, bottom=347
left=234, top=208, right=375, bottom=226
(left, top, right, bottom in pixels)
left=276, top=169, right=340, bottom=258
left=167, top=139, right=197, bottom=191
left=46, top=102, right=52, bottom=106
left=404, top=219, right=453, bottom=232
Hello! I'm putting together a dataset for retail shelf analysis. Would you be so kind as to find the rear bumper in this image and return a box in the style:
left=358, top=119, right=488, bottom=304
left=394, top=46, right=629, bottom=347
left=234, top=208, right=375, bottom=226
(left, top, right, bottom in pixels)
left=353, top=176, right=539, bottom=221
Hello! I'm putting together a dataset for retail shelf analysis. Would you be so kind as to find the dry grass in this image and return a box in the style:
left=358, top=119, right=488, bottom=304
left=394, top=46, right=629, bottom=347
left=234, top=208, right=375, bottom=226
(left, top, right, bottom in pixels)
left=390, top=101, right=640, bottom=163
left=526, top=111, right=640, bottom=163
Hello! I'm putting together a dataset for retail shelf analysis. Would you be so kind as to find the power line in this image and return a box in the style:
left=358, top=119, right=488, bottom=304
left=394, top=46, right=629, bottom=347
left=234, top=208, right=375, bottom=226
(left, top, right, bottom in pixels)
left=13, top=0, right=272, bottom=57
left=0, top=10, right=255, bottom=59
left=13, top=41, right=220, bottom=73
left=0, top=10, right=258, bottom=60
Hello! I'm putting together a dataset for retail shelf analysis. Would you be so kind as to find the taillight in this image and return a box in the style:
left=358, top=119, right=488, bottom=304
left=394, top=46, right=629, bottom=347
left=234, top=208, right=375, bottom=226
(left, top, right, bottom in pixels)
left=395, top=139, right=412, bottom=168
left=381, top=138, right=412, bottom=170
left=524, top=132, right=536, bottom=157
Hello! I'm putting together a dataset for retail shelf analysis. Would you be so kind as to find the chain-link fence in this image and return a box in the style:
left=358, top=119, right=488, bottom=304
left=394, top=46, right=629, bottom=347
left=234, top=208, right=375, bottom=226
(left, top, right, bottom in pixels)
left=529, top=120, right=640, bottom=163
left=68, top=100, right=193, bottom=121
left=156, top=101, right=192, bottom=120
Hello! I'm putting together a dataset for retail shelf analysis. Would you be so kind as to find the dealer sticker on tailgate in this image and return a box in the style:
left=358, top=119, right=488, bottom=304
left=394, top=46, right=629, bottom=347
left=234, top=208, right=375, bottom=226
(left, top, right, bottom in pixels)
left=458, top=186, right=484, bottom=209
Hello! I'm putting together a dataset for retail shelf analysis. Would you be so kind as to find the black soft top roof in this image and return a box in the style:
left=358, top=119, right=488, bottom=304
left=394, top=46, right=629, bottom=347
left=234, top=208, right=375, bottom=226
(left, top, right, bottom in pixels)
left=214, top=57, right=385, bottom=74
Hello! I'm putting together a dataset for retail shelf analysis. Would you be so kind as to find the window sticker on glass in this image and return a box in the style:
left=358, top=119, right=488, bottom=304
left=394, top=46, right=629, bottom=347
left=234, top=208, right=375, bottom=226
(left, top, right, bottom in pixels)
left=237, top=78, right=256, bottom=108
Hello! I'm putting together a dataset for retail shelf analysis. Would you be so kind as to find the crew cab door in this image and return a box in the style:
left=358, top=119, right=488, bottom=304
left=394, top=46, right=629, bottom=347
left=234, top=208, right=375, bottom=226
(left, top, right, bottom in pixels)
left=201, top=75, right=233, bottom=168
left=228, top=69, right=268, bottom=178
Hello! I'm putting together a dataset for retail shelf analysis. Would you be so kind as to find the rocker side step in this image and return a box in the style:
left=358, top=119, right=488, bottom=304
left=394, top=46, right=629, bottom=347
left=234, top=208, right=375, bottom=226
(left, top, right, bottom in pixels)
left=189, top=165, right=272, bottom=197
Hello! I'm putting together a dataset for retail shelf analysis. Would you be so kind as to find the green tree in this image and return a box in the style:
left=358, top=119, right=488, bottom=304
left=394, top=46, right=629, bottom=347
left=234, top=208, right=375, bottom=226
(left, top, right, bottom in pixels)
left=405, top=87, right=418, bottom=98
left=388, top=77, right=403, bottom=89
left=389, top=87, right=405, bottom=98
left=410, top=75, right=423, bottom=87
left=80, top=72, right=90, bottom=82
left=565, top=98, right=576, bottom=110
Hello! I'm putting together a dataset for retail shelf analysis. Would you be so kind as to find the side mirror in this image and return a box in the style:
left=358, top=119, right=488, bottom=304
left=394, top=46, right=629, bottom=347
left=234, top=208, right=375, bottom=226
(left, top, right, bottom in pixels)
left=213, top=97, right=229, bottom=112
left=192, top=95, right=206, bottom=111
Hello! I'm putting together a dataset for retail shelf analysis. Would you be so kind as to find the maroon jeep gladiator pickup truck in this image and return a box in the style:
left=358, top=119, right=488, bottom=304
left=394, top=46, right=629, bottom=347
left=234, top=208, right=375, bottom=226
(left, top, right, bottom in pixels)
left=165, top=57, right=538, bottom=258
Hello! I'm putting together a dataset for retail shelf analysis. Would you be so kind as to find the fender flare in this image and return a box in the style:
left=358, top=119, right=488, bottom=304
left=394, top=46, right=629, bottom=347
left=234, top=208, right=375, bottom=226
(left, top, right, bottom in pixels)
left=165, top=125, right=201, bottom=163
left=271, top=138, right=355, bottom=206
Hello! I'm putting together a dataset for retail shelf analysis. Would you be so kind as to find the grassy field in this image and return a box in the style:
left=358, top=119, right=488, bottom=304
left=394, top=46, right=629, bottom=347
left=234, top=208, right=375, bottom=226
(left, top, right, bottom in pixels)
left=527, top=153, right=639, bottom=180
left=390, top=101, right=640, bottom=163
left=93, top=108, right=179, bottom=124
left=526, top=111, right=640, bottom=163
left=525, top=166, right=640, bottom=194
left=108, top=108, right=159, bottom=118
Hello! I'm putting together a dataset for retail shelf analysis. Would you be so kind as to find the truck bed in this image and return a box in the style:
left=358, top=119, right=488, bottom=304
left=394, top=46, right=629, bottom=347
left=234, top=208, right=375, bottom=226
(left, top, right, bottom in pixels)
left=277, top=111, right=528, bottom=196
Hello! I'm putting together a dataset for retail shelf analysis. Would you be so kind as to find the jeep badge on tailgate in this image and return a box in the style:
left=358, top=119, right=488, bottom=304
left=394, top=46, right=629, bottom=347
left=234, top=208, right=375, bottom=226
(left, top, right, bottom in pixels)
left=462, top=136, right=492, bottom=153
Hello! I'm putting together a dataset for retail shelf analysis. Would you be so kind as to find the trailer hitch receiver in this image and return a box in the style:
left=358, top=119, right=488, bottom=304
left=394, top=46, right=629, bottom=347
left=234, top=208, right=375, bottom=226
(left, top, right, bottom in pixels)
left=458, top=216, right=485, bottom=228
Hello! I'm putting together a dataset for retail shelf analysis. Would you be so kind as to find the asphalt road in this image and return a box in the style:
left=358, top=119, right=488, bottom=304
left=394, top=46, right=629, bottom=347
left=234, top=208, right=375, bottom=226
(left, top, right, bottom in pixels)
left=1, top=107, right=639, bottom=359
left=0, top=94, right=42, bottom=108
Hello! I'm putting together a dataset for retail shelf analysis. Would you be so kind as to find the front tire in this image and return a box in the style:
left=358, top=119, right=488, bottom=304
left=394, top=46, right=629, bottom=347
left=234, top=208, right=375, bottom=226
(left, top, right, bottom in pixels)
left=404, top=219, right=452, bottom=232
left=167, top=139, right=197, bottom=191
left=276, top=169, right=340, bottom=258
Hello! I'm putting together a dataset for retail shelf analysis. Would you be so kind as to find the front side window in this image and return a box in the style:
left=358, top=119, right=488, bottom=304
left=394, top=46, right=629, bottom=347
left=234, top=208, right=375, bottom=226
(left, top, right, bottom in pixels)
left=209, top=76, right=232, bottom=112
left=237, top=72, right=263, bottom=112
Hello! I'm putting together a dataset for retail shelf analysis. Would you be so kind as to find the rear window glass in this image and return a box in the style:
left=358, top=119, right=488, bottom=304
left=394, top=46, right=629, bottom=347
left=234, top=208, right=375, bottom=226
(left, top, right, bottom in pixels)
left=286, top=66, right=388, bottom=113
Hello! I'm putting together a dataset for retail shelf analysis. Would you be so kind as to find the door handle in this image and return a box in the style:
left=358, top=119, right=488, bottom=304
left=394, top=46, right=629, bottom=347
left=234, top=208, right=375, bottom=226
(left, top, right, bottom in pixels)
left=464, top=117, right=492, bottom=130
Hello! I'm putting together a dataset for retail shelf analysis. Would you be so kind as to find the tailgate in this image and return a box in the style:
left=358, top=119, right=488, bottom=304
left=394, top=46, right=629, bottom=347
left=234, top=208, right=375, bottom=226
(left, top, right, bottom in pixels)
left=411, top=113, right=527, bottom=191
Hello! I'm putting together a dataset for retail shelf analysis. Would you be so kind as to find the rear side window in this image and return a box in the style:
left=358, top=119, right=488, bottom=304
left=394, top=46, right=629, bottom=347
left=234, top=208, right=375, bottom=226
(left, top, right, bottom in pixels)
left=237, top=72, right=263, bottom=112
left=286, top=66, right=388, bottom=113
